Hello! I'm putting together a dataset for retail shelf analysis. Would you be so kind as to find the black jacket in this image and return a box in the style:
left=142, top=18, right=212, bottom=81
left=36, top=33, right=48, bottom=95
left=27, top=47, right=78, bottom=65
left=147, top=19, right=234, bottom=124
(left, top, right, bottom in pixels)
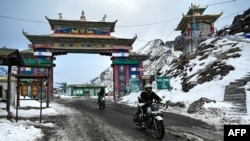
left=98, top=90, right=105, bottom=97
left=98, top=90, right=105, bottom=103
left=140, top=91, right=162, bottom=103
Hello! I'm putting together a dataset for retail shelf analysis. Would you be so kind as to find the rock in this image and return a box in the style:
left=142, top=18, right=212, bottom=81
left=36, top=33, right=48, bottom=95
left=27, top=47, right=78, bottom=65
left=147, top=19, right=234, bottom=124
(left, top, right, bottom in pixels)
left=187, top=97, right=216, bottom=114
left=165, top=100, right=185, bottom=108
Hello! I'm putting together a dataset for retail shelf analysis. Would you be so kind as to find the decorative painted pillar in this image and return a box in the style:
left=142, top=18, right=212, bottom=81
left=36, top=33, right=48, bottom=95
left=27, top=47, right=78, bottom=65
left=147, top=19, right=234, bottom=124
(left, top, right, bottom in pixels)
left=211, top=22, right=215, bottom=34
left=186, top=23, right=191, bottom=37
left=112, top=50, right=130, bottom=99
left=32, top=44, right=53, bottom=106
left=139, top=62, right=144, bottom=91
left=112, top=53, right=147, bottom=99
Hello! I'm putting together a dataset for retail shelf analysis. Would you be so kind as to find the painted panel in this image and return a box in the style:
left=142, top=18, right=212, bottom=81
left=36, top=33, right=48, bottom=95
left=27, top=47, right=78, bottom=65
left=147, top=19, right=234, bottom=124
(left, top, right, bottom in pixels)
left=112, top=53, right=129, bottom=57
left=118, top=64, right=126, bottom=97
left=34, top=52, right=52, bottom=56
left=112, top=60, right=138, bottom=65
left=114, top=65, right=119, bottom=98
left=20, top=67, right=34, bottom=75
left=50, top=43, right=112, bottom=49
left=23, top=58, right=52, bottom=65
left=36, top=48, right=46, bottom=52
left=129, top=64, right=140, bottom=79
left=118, top=74, right=126, bottom=81
left=118, top=90, right=126, bottom=97
left=129, top=78, right=140, bottom=92
left=37, top=68, right=46, bottom=74
left=118, top=65, right=125, bottom=73
left=112, top=46, right=133, bottom=50
left=130, top=71, right=140, bottom=75
left=54, top=26, right=110, bottom=35
left=29, top=44, right=51, bottom=48
left=118, top=82, right=126, bottom=90
left=126, top=65, right=129, bottom=85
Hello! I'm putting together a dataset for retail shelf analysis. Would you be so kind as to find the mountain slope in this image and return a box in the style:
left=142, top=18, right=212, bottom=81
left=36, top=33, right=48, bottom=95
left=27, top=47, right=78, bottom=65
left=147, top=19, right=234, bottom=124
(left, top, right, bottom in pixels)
left=91, top=39, right=180, bottom=91
left=134, top=39, right=181, bottom=76
left=164, top=37, right=247, bottom=92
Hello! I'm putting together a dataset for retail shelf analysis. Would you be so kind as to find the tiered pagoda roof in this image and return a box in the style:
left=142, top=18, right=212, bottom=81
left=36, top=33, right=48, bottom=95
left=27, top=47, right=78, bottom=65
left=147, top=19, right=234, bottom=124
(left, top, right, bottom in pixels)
left=176, top=4, right=223, bottom=31
left=176, top=14, right=222, bottom=31
left=186, top=5, right=207, bottom=15
left=23, top=33, right=137, bottom=47
left=23, top=15, right=137, bottom=54
left=45, top=16, right=117, bottom=32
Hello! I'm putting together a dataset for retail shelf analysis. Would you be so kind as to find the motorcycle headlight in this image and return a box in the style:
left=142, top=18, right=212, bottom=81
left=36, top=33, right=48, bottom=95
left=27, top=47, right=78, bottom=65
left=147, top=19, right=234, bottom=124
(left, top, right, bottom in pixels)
left=152, top=104, right=160, bottom=111
left=158, top=113, right=163, bottom=117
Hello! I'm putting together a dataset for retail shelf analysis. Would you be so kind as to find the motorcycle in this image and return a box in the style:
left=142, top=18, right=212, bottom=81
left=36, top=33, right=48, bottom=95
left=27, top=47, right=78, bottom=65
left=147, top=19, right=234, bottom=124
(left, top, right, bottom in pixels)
left=133, top=97, right=165, bottom=139
left=98, top=95, right=105, bottom=109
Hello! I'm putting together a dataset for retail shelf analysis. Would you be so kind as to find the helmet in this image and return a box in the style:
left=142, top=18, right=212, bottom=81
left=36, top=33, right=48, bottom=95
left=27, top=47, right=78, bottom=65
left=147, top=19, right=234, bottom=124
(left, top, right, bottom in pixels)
left=144, top=84, right=152, bottom=89
left=100, top=87, right=105, bottom=91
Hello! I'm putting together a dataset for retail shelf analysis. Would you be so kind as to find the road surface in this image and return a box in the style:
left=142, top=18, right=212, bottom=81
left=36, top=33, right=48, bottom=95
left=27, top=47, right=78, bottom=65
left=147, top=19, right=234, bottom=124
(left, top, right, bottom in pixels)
left=35, top=97, right=223, bottom=141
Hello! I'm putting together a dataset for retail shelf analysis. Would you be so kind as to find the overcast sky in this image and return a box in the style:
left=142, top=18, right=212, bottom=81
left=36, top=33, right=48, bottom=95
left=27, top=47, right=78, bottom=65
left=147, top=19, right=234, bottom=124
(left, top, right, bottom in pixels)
left=0, top=0, right=249, bottom=84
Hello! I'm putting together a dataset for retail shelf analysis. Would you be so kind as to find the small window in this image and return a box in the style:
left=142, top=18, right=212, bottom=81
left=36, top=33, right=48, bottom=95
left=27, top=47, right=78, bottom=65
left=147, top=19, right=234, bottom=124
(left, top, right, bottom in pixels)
left=131, top=75, right=136, bottom=78
left=131, top=67, right=136, bottom=71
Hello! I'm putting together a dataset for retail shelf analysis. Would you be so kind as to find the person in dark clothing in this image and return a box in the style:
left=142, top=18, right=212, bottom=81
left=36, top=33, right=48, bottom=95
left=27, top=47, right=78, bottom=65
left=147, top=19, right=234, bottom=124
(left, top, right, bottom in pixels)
left=139, top=84, right=162, bottom=124
left=98, top=88, right=105, bottom=104
left=140, top=84, right=162, bottom=104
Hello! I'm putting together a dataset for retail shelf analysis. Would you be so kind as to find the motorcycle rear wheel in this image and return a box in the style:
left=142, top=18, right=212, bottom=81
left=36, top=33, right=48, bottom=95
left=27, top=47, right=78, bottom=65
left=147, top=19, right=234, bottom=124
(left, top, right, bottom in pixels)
left=153, top=120, right=165, bottom=139
left=99, top=101, right=105, bottom=109
left=133, top=112, right=139, bottom=123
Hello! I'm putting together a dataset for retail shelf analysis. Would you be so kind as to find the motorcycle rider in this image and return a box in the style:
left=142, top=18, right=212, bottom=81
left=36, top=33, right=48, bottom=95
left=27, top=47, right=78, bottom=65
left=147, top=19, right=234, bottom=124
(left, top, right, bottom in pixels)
left=139, top=84, right=162, bottom=126
left=98, top=88, right=105, bottom=109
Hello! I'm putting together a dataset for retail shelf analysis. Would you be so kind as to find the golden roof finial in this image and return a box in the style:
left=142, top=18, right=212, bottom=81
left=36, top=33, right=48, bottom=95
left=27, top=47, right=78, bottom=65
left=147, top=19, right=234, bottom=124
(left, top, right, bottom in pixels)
left=58, top=13, right=63, bottom=20
left=80, top=10, right=86, bottom=21
left=100, top=14, right=106, bottom=22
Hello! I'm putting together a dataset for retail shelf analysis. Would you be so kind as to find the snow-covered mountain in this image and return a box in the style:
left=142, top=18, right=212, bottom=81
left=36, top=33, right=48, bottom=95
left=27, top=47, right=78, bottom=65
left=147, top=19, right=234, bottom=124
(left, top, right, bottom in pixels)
left=134, top=39, right=181, bottom=76
left=91, top=67, right=113, bottom=91
left=90, top=39, right=181, bottom=91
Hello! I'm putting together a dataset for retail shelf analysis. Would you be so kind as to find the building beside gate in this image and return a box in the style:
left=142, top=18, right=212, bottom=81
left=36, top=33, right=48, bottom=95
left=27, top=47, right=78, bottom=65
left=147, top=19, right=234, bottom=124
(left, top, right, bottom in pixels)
left=174, top=4, right=222, bottom=55
left=0, top=47, right=24, bottom=110
left=65, top=84, right=105, bottom=96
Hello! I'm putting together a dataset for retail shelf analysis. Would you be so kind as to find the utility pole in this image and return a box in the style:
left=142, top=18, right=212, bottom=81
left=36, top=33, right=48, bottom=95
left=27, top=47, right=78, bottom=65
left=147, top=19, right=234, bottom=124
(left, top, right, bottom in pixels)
left=191, top=3, right=197, bottom=53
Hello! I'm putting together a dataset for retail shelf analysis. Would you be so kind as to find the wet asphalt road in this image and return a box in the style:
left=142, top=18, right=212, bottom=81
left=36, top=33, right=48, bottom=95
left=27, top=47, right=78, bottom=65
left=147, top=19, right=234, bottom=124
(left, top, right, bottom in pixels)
left=40, top=97, right=223, bottom=141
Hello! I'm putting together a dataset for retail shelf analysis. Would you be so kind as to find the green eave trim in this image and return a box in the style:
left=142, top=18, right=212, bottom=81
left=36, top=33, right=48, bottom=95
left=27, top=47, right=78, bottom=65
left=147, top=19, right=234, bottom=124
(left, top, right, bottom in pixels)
left=112, top=60, right=138, bottom=65
left=24, top=64, right=52, bottom=68
left=23, top=58, right=52, bottom=65
left=23, top=58, right=53, bottom=68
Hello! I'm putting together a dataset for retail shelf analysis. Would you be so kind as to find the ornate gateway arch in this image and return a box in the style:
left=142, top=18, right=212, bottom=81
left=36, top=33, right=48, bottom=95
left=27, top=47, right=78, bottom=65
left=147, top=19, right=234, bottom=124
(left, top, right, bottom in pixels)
left=22, top=12, right=148, bottom=101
